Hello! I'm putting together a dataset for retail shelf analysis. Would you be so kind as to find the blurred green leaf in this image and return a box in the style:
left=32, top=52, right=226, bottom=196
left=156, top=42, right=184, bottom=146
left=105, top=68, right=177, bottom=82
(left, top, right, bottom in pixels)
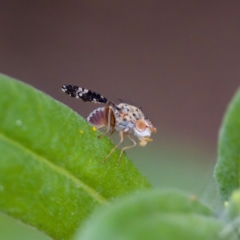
left=220, top=190, right=240, bottom=239
left=76, top=189, right=227, bottom=240
left=0, top=74, right=150, bottom=240
left=215, top=89, right=240, bottom=200
left=226, top=190, right=240, bottom=219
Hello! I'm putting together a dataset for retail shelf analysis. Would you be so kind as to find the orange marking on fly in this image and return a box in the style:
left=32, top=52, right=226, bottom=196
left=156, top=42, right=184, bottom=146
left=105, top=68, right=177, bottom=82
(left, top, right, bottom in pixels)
left=61, top=84, right=157, bottom=164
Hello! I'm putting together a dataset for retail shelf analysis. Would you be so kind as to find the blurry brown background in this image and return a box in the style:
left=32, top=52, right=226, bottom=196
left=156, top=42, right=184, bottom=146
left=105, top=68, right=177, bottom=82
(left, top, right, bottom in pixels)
left=1, top=0, right=240, bottom=189
left=1, top=1, right=240, bottom=239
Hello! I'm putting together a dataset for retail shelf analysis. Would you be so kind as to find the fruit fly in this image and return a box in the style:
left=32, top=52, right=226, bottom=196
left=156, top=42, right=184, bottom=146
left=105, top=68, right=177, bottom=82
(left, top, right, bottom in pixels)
left=61, top=85, right=156, bottom=163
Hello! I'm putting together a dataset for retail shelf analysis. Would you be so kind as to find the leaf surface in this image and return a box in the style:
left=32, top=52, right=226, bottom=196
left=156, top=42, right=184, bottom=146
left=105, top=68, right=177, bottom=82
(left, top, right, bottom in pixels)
left=215, top=89, right=240, bottom=200
left=76, top=189, right=227, bottom=240
left=0, top=74, right=150, bottom=239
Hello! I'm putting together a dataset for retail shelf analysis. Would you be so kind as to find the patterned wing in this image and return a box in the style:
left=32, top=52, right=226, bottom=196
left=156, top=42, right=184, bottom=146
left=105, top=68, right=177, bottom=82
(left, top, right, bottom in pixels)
left=62, top=85, right=108, bottom=104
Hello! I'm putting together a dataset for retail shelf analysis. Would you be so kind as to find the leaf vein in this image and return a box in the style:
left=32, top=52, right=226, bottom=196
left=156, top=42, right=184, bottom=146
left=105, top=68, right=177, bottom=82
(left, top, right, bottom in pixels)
left=0, top=132, right=109, bottom=205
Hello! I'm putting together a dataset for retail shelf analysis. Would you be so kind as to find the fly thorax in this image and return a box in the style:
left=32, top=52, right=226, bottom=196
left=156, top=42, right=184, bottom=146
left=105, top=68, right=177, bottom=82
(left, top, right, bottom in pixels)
left=114, top=103, right=144, bottom=132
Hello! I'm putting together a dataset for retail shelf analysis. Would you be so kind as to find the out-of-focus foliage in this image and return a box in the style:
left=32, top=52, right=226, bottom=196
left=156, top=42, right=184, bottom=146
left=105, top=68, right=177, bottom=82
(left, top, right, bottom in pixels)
left=215, top=89, right=240, bottom=200
left=75, top=189, right=227, bottom=240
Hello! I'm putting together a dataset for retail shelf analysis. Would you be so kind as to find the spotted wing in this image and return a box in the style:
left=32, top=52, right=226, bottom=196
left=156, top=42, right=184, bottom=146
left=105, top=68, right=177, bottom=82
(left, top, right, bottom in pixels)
left=62, top=85, right=108, bottom=104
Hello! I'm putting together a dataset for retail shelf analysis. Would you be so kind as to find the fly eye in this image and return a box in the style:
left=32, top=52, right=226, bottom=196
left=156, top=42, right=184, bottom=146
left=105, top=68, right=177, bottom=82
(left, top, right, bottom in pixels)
left=136, top=119, right=147, bottom=132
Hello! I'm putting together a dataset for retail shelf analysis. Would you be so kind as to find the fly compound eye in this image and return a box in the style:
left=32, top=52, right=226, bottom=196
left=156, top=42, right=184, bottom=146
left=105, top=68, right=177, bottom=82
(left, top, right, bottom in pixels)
left=136, top=119, right=147, bottom=132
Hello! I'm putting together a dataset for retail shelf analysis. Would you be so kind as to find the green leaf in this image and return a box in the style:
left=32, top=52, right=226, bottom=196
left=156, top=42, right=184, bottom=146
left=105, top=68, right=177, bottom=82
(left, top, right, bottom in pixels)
left=215, top=89, right=240, bottom=200
left=226, top=189, right=240, bottom=219
left=76, top=189, right=227, bottom=240
left=0, top=74, right=151, bottom=240
left=220, top=190, right=240, bottom=239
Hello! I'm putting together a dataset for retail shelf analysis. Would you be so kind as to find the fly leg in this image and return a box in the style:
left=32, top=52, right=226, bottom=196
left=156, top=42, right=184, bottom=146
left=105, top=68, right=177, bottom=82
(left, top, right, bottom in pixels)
left=118, top=135, right=136, bottom=164
left=104, top=130, right=124, bottom=162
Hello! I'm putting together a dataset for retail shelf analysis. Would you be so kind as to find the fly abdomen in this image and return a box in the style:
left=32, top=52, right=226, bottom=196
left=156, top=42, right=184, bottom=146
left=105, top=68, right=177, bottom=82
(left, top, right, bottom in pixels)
left=87, top=107, right=106, bottom=127
left=87, top=106, right=116, bottom=130
left=62, top=85, right=108, bottom=104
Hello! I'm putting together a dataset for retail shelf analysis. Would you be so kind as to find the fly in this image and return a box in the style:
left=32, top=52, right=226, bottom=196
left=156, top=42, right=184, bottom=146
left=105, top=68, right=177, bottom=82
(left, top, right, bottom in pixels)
left=61, top=85, right=157, bottom=164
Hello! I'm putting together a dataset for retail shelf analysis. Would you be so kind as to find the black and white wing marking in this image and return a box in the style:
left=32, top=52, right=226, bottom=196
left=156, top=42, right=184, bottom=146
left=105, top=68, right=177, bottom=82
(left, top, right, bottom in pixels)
left=61, top=85, right=108, bottom=104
